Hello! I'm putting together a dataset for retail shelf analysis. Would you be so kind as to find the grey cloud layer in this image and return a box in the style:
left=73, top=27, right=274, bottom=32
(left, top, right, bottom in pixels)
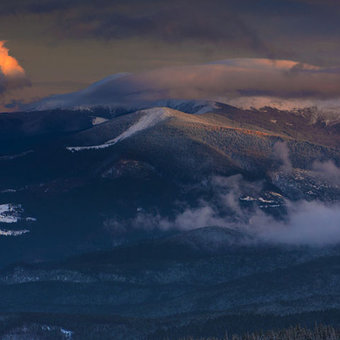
left=59, top=3, right=271, bottom=55
left=2, top=0, right=340, bottom=60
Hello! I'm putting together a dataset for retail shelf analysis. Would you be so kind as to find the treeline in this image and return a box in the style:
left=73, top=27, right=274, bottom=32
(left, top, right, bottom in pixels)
left=179, top=324, right=339, bottom=340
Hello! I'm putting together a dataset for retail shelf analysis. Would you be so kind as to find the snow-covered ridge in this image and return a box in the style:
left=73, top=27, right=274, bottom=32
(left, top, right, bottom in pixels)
left=67, top=107, right=172, bottom=152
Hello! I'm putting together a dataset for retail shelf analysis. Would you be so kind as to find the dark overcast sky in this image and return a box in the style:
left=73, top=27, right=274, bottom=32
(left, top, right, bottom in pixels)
left=0, top=0, right=340, bottom=108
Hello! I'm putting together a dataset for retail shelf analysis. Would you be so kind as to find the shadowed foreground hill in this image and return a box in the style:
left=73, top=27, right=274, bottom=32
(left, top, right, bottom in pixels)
left=181, top=324, right=339, bottom=340
left=1, top=314, right=340, bottom=339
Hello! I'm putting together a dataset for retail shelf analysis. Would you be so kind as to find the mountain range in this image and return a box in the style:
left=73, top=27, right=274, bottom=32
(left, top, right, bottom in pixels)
left=0, top=91, right=340, bottom=338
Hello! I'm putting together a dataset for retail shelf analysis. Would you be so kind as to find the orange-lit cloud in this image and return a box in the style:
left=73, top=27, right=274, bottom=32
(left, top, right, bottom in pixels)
left=0, top=41, right=30, bottom=96
left=0, top=41, right=25, bottom=77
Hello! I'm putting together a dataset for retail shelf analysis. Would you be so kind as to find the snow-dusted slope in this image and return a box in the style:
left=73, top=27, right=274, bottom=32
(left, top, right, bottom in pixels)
left=67, top=107, right=172, bottom=152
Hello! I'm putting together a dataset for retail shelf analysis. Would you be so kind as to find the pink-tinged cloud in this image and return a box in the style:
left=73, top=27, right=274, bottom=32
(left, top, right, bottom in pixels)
left=0, top=41, right=30, bottom=95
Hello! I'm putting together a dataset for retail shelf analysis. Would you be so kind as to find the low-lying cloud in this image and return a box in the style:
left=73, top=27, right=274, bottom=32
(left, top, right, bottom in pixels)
left=273, top=141, right=292, bottom=173
left=105, top=173, right=340, bottom=247
left=313, top=160, right=340, bottom=185
left=252, top=200, right=340, bottom=246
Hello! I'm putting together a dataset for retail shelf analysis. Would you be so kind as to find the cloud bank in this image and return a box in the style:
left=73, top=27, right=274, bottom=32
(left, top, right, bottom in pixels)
left=28, top=58, right=340, bottom=113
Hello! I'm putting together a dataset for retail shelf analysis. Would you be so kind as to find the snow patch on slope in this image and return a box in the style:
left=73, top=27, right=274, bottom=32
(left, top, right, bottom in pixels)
left=67, top=107, right=171, bottom=152
left=60, top=328, right=73, bottom=338
left=0, top=204, right=21, bottom=223
left=1, top=189, right=17, bottom=193
left=0, top=229, right=30, bottom=236
left=92, top=116, right=108, bottom=126
left=0, top=203, right=36, bottom=224
left=0, top=150, right=34, bottom=161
